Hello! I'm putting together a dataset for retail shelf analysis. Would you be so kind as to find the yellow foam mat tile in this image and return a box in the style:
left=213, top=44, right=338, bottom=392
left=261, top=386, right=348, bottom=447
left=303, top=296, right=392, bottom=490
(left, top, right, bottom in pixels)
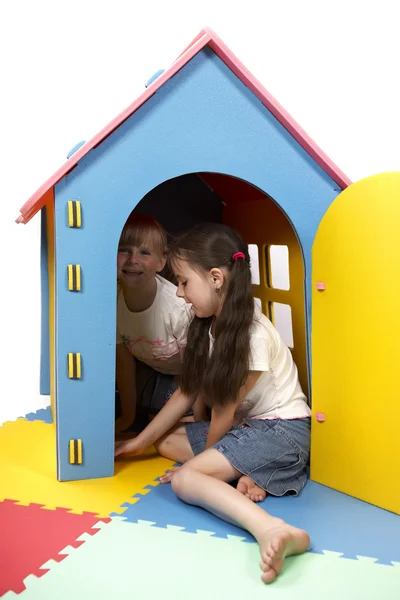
left=0, top=419, right=175, bottom=517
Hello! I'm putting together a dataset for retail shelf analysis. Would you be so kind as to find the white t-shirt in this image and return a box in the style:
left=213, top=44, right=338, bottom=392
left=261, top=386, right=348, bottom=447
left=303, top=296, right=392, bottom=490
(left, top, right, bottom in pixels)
left=116, top=275, right=193, bottom=375
left=210, top=308, right=311, bottom=420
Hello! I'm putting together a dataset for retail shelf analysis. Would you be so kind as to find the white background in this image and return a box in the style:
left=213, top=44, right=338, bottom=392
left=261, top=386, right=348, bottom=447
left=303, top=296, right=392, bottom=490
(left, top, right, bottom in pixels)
left=1, top=0, right=399, bottom=424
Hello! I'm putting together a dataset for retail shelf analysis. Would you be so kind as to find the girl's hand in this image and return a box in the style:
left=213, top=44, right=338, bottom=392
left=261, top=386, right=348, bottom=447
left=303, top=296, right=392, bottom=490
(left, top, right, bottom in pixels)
left=159, top=466, right=181, bottom=483
left=114, top=437, right=144, bottom=457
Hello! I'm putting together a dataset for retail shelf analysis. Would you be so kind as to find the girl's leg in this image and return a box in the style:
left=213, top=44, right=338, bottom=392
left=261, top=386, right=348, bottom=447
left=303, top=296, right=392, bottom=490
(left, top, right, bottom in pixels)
left=170, top=449, right=310, bottom=583
left=155, top=423, right=266, bottom=500
left=154, top=423, right=194, bottom=463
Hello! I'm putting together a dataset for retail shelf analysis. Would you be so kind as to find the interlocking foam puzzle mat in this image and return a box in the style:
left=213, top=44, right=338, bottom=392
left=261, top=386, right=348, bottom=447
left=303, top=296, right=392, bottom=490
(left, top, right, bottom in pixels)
left=1, top=408, right=400, bottom=598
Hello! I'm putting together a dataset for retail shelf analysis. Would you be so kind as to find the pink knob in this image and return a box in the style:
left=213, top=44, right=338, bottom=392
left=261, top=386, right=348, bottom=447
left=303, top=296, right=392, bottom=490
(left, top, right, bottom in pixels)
left=315, top=412, right=326, bottom=422
left=316, top=282, right=326, bottom=291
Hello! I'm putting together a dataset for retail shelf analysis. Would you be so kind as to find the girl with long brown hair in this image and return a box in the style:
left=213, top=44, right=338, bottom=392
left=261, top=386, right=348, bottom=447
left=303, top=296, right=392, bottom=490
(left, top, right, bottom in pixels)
left=115, top=222, right=311, bottom=583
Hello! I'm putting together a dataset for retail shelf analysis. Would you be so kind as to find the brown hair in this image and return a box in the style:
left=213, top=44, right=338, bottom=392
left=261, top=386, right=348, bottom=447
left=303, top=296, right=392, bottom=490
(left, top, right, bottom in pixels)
left=119, top=213, right=167, bottom=257
left=169, top=223, right=254, bottom=406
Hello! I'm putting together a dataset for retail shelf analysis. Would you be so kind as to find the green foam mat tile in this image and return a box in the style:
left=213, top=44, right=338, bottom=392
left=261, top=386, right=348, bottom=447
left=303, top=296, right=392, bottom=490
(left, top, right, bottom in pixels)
left=3, top=518, right=400, bottom=599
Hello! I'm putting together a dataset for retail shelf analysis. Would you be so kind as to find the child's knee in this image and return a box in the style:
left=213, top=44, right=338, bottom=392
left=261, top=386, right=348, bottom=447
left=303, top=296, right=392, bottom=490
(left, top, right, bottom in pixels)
left=171, top=465, right=195, bottom=498
left=154, top=429, right=189, bottom=459
left=154, top=435, right=168, bottom=455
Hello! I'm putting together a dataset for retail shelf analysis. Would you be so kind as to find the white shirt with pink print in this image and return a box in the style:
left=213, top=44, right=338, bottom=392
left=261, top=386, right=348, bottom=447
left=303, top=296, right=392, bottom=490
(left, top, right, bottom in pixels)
left=117, top=275, right=193, bottom=375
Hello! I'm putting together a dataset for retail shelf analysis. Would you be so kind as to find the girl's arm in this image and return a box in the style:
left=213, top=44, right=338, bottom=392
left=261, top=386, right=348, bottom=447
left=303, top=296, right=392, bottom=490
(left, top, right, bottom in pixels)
left=205, top=371, right=263, bottom=449
left=115, top=387, right=196, bottom=455
left=192, top=395, right=209, bottom=421
left=206, top=403, right=237, bottom=449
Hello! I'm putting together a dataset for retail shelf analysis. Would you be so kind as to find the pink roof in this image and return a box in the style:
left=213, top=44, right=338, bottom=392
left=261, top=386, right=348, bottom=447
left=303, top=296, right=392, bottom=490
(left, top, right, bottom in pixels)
left=16, top=27, right=351, bottom=225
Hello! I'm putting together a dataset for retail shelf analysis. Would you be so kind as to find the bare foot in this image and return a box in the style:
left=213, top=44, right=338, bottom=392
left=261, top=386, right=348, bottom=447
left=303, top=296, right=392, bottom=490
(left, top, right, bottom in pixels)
left=258, top=520, right=310, bottom=583
left=237, top=475, right=267, bottom=502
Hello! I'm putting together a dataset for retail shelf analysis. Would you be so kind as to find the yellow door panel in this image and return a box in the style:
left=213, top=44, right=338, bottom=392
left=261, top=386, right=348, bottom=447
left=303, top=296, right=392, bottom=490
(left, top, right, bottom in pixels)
left=311, top=172, right=400, bottom=514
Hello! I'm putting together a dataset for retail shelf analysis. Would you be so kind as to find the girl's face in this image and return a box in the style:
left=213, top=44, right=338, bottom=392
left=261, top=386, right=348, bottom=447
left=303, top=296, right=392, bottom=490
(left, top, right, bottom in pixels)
left=117, top=243, right=166, bottom=289
left=173, top=259, right=225, bottom=318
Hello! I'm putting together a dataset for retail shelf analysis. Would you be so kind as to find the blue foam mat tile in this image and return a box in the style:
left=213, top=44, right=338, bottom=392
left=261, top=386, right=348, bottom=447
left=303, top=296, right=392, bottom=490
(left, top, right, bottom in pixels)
left=21, top=406, right=53, bottom=424
left=110, top=482, right=254, bottom=542
left=263, top=481, right=400, bottom=565
left=111, top=478, right=399, bottom=565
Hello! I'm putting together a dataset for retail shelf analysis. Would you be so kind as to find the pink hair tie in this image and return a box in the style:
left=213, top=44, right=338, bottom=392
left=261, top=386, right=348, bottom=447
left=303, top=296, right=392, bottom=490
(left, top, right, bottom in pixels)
left=232, top=252, right=245, bottom=261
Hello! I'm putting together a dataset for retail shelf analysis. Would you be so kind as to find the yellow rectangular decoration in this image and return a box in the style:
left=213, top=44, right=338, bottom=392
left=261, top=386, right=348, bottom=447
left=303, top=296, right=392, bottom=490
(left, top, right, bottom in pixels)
left=68, top=353, right=73, bottom=378
left=67, top=201, right=82, bottom=228
left=67, top=353, right=82, bottom=379
left=69, top=439, right=74, bottom=463
left=69, top=439, right=83, bottom=464
left=67, top=264, right=81, bottom=291
left=77, top=438, right=83, bottom=464
left=76, top=352, right=81, bottom=379
left=76, top=265, right=81, bottom=290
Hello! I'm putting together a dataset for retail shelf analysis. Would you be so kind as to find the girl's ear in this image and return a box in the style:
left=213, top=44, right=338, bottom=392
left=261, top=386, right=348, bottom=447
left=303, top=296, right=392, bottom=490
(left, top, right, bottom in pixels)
left=210, top=268, right=225, bottom=291
left=157, top=254, right=167, bottom=273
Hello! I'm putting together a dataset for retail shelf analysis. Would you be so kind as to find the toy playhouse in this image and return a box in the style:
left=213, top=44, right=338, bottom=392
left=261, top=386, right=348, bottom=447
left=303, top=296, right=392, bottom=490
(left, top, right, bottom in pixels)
left=16, top=27, right=399, bottom=515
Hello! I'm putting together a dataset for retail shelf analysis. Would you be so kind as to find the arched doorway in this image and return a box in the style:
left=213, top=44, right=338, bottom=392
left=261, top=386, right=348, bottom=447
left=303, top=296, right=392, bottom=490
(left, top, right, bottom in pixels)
left=123, top=172, right=309, bottom=395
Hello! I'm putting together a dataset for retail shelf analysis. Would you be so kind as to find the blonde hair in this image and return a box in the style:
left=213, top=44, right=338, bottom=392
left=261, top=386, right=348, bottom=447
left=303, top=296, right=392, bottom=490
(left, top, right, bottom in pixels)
left=119, top=213, right=167, bottom=257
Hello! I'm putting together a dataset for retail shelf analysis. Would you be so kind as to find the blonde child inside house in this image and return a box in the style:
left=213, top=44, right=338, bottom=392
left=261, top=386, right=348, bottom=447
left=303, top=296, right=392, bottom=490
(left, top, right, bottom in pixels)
left=115, top=213, right=193, bottom=435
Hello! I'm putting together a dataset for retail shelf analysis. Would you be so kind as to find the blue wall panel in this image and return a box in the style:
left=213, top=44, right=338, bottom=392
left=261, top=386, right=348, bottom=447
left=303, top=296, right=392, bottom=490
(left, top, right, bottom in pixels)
left=40, top=207, right=50, bottom=396
left=54, top=47, right=339, bottom=480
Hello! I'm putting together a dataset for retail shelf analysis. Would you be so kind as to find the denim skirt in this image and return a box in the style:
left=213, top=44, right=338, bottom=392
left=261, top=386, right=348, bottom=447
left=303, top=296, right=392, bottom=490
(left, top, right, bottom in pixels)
left=185, top=417, right=311, bottom=496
